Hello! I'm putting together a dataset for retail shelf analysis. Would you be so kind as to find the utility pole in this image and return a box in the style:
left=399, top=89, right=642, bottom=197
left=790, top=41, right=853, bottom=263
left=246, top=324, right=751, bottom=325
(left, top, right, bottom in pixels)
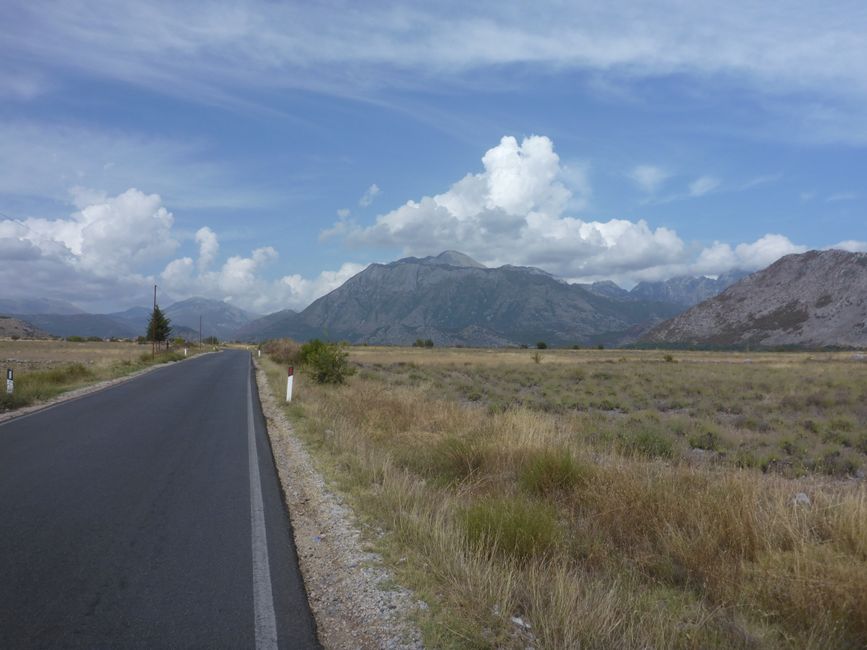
left=152, top=284, right=157, bottom=359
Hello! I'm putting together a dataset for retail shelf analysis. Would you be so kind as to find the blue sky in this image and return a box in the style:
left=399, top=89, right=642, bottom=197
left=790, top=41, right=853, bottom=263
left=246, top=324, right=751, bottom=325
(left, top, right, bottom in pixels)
left=0, top=1, right=865, bottom=313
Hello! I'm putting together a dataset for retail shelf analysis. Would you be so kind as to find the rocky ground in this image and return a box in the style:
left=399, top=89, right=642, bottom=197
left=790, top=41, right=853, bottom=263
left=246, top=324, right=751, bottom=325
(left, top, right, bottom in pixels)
left=254, top=360, right=425, bottom=650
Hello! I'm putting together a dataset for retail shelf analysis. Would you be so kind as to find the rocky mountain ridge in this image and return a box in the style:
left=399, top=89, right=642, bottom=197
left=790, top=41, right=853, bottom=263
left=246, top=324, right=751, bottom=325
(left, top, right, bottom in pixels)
left=237, top=251, right=682, bottom=346
left=641, top=249, right=867, bottom=348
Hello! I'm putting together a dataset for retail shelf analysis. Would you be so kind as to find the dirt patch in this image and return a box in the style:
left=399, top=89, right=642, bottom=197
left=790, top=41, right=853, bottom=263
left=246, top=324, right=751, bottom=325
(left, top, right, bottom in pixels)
left=253, top=360, right=424, bottom=650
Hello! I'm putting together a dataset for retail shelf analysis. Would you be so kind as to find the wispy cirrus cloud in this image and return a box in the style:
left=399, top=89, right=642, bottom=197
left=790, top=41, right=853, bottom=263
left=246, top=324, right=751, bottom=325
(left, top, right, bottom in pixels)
left=358, top=184, right=381, bottom=207
left=629, top=165, right=669, bottom=193
left=4, top=1, right=867, bottom=138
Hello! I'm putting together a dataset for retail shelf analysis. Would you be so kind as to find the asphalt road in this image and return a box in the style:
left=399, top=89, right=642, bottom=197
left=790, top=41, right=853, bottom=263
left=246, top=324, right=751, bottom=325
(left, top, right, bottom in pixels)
left=0, top=350, right=319, bottom=649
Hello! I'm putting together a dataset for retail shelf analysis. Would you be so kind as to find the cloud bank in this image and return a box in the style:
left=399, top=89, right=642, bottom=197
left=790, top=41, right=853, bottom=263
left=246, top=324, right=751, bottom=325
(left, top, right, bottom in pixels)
left=0, top=189, right=363, bottom=313
left=327, top=135, right=807, bottom=283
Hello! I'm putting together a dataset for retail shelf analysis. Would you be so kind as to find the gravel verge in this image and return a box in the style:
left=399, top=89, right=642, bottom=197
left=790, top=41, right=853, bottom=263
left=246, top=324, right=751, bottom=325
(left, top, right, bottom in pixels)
left=254, top=360, right=425, bottom=650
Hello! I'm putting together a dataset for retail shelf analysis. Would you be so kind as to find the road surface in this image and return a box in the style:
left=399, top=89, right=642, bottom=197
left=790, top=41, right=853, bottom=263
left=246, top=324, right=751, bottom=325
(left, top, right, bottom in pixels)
left=0, top=350, right=319, bottom=649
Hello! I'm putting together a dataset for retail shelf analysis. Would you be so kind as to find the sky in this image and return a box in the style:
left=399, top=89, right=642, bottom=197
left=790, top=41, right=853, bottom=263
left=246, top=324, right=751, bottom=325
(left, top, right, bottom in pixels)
left=0, top=0, right=865, bottom=314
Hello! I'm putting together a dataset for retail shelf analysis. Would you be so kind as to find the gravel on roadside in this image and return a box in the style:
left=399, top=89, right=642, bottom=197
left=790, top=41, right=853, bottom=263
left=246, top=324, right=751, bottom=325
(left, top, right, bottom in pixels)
left=254, top=360, right=425, bottom=650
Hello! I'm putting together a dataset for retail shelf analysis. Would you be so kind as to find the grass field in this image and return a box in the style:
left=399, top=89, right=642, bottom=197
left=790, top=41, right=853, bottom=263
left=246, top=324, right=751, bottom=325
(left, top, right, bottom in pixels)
left=263, top=345, right=867, bottom=648
left=0, top=339, right=201, bottom=411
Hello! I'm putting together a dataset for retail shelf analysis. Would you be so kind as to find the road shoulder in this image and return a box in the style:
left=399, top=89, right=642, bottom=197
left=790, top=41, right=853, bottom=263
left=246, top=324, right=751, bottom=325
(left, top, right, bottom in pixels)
left=253, top=360, right=424, bottom=650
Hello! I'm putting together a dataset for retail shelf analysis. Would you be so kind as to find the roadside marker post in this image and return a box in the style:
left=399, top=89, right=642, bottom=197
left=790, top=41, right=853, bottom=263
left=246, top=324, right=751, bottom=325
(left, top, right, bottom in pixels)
left=5, top=369, right=12, bottom=395
left=286, top=366, right=294, bottom=402
left=184, top=347, right=188, bottom=357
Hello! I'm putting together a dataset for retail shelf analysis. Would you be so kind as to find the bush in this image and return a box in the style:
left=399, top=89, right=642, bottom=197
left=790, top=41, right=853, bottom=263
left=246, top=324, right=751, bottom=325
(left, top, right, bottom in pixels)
left=412, top=338, right=435, bottom=348
left=300, top=339, right=355, bottom=384
left=403, top=436, right=487, bottom=484
left=688, top=430, right=723, bottom=451
left=66, top=336, right=85, bottom=342
left=519, top=449, right=591, bottom=496
left=619, top=431, right=674, bottom=459
left=462, top=497, right=559, bottom=561
left=536, top=341, right=548, bottom=350
left=263, top=338, right=301, bottom=365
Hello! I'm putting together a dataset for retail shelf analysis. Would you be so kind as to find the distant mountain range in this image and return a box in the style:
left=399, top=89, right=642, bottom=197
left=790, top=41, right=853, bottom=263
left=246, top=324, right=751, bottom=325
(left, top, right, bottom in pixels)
left=0, top=316, right=49, bottom=339
left=641, top=249, right=867, bottom=348
left=17, top=249, right=861, bottom=349
left=0, top=297, right=258, bottom=341
left=235, top=251, right=729, bottom=346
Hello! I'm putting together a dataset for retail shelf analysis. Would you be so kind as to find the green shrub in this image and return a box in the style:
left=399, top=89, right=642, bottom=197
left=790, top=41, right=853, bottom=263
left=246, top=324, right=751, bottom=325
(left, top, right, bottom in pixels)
left=818, top=451, right=859, bottom=477
left=519, top=449, right=591, bottom=496
left=263, top=338, right=301, bottom=365
left=416, top=436, right=487, bottom=483
left=66, top=336, right=85, bottom=342
left=536, top=341, right=548, bottom=350
left=619, top=431, right=674, bottom=459
left=462, top=497, right=559, bottom=561
left=300, top=339, right=355, bottom=384
left=688, top=430, right=723, bottom=451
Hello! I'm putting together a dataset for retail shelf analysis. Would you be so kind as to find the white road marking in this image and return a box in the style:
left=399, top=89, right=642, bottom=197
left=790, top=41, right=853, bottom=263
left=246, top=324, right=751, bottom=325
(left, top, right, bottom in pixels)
left=248, top=360, right=279, bottom=649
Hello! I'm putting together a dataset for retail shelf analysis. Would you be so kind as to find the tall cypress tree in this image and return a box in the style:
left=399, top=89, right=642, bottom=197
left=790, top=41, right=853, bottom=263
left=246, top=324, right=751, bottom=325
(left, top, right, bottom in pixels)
left=146, top=305, right=172, bottom=350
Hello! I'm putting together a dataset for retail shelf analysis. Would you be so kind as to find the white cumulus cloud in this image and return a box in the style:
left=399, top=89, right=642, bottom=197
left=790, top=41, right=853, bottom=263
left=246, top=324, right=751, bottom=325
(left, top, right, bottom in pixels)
left=0, top=188, right=368, bottom=313
left=327, top=135, right=816, bottom=283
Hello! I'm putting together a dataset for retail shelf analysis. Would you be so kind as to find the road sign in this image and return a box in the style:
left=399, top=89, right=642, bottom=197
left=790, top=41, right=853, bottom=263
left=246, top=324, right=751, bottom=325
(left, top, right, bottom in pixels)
left=6, top=368, right=13, bottom=395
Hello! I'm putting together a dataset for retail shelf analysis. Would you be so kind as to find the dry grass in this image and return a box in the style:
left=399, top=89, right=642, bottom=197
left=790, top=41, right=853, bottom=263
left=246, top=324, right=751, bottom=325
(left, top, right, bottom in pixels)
left=264, top=346, right=867, bottom=648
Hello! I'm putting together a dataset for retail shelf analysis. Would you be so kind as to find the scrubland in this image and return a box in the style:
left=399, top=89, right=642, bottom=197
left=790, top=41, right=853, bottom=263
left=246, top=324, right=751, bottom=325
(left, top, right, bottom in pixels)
left=263, top=345, right=867, bottom=648
left=0, top=339, right=198, bottom=411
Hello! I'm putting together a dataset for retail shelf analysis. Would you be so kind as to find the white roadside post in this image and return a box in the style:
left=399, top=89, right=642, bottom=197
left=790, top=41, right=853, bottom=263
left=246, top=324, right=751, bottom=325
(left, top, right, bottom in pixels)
left=286, top=366, right=294, bottom=402
left=184, top=347, right=188, bottom=357
left=258, top=349, right=261, bottom=358
left=6, top=368, right=13, bottom=395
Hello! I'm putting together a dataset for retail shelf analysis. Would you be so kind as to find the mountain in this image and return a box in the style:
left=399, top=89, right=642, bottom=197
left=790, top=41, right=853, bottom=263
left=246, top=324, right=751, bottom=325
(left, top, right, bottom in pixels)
left=583, top=281, right=631, bottom=300
left=164, top=297, right=259, bottom=341
left=641, top=250, right=867, bottom=348
left=629, top=271, right=747, bottom=308
left=238, top=251, right=680, bottom=346
left=0, top=316, right=50, bottom=339
left=0, top=298, right=83, bottom=315
left=16, top=313, right=139, bottom=339
left=234, top=309, right=298, bottom=341
left=107, top=306, right=153, bottom=332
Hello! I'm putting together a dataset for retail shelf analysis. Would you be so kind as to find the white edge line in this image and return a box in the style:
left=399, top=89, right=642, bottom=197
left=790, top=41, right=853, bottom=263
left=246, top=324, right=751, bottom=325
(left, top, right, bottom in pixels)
left=248, top=357, right=279, bottom=649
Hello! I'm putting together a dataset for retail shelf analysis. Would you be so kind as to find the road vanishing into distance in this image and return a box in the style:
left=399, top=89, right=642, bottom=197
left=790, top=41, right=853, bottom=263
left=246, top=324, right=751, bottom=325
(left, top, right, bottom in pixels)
left=0, top=350, right=319, bottom=649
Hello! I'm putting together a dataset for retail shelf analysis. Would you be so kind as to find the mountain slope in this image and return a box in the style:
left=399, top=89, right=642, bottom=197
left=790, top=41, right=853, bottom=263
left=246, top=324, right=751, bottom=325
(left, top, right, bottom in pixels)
left=15, top=314, right=138, bottom=339
left=0, top=298, right=83, bottom=315
left=164, top=298, right=259, bottom=341
left=239, top=251, right=680, bottom=346
left=0, top=316, right=50, bottom=339
left=641, top=250, right=867, bottom=348
left=630, top=271, right=747, bottom=308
